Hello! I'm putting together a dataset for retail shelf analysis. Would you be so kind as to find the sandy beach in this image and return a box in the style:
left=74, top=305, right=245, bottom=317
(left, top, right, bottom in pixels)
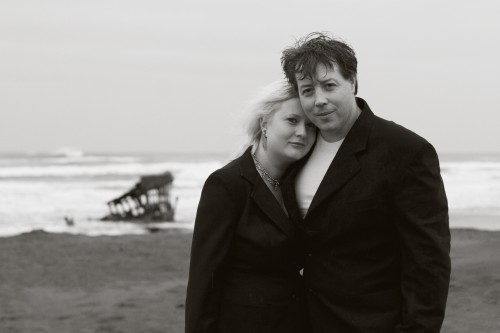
left=1, top=217, right=499, bottom=333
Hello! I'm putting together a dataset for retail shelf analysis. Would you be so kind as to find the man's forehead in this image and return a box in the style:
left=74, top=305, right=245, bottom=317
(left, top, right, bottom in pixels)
left=295, top=63, right=338, bottom=84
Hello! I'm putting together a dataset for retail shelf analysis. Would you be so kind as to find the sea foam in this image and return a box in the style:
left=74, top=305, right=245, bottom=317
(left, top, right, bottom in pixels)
left=0, top=153, right=499, bottom=237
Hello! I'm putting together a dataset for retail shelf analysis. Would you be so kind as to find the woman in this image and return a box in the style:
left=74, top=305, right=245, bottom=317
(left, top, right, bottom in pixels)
left=185, top=80, right=316, bottom=333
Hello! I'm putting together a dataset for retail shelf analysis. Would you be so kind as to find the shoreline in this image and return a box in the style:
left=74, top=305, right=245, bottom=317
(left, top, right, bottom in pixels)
left=1, top=212, right=498, bottom=240
left=6, top=213, right=497, bottom=239
left=450, top=212, right=500, bottom=231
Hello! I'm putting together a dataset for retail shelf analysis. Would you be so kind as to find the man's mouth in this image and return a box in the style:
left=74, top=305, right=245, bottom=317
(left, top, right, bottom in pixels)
left=315, top=110, right=335, bottom=117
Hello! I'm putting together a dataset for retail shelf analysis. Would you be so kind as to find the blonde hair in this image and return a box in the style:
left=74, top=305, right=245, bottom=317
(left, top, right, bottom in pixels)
left=234, top=80, right=298, bottom=157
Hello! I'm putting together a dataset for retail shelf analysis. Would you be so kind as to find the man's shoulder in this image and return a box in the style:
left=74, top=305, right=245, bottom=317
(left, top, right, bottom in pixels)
left=370, top=114, right=431, bottom=151
left=356, top=97, right=430, bottom=152
left=360, top=114, right=441, bottom=181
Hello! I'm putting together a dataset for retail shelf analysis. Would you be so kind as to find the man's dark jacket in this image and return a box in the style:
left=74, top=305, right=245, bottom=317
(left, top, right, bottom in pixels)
left=283, top=98, right=451, bottom=333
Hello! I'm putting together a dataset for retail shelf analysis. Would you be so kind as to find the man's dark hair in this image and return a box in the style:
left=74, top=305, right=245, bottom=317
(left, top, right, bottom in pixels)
left=281, top=32, right=358, bottom=94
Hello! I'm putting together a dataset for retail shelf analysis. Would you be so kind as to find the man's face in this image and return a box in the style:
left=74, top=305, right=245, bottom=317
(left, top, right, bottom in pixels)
left=295, top=63, right=359, bottom=142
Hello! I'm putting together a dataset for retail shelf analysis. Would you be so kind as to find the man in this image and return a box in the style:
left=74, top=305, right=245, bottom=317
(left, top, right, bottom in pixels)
left=281, top=33, right=451, bottom=333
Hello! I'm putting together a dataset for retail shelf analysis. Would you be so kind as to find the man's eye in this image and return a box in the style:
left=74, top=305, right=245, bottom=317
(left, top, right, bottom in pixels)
left=325, top=83, right=336, bottom=89
left=306, top=123, right=316, bottom=129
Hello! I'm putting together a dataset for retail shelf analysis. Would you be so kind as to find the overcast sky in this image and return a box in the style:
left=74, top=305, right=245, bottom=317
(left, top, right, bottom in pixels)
left=1, top=0, right=499, bottom=155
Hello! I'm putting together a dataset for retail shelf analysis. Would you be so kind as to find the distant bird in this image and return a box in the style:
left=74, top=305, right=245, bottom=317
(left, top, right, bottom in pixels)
left=146, top=227, right=160, bottom=233
left=64, top=216, right=75, bottom=226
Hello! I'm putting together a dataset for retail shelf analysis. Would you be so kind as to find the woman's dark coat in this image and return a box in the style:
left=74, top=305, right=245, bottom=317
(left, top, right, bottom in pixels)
left=185, top=148, right=304, bottom=333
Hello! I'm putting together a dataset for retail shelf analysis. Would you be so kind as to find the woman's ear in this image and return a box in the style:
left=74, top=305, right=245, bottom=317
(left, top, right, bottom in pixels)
left=260, top=118, right=268, bottom=150
left=260, top=118, right=267, bottom=132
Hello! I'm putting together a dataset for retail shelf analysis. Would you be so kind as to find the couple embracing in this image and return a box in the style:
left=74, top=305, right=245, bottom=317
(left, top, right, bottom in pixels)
left=185, top=32, right=451, bottom=333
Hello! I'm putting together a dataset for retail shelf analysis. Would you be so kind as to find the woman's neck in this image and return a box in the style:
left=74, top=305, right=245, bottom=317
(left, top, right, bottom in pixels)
left=253, top=145, right=286, bottom=180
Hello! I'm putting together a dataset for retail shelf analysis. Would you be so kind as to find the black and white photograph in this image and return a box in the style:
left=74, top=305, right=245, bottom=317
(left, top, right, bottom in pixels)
left=1, top=1, right=499, bottom=332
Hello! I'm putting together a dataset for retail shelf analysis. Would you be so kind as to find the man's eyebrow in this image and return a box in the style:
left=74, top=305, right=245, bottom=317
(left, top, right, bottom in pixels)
left=298, top=77, right=337, bottom=86
left=316, top=77, right=337, bottom=84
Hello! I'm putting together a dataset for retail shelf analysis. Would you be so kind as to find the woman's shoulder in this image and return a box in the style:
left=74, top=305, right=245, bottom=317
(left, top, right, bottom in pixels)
left=207, top=152, right=248, bottom=185
left=212, top=148, right=253, bottom=178
left=201, top=152, right=252, bottom=206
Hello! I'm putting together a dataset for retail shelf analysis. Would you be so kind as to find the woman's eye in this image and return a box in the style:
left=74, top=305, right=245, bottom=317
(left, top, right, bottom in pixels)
left=287, top=118, right=298, bottom=124
left=306, top=123, right=316, bottom=129
left=301, top=88, right=312, bottom=96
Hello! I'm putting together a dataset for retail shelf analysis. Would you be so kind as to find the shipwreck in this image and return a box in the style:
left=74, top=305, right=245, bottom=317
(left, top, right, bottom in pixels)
left=102, top=171, right=177, bottom=222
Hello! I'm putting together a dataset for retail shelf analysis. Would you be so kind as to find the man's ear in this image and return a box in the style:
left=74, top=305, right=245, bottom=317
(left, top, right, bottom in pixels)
left=350, top=76, right=358, bottom=95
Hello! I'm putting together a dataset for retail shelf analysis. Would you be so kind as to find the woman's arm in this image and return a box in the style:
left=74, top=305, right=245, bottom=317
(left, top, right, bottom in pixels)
left=185, top=172, right=240, bottom=333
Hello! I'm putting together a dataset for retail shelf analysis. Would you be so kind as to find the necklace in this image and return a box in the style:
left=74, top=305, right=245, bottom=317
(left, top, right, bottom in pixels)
left=252, top=153, right=281, bottom=191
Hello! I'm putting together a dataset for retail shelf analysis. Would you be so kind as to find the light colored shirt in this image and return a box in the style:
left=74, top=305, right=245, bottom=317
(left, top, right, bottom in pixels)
left=295, top=134, right=344, bottom=218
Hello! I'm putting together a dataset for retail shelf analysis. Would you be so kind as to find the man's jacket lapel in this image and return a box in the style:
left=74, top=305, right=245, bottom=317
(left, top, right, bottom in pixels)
left=306, top=99, right=375, bottom=216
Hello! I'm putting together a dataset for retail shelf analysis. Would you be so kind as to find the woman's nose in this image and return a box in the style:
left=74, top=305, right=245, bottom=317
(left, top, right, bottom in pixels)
left=295, top=123, right=306, bottom=136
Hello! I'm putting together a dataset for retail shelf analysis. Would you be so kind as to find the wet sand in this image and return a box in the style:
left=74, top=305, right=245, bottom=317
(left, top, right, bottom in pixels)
left=1, top=219, right=499, bottom=333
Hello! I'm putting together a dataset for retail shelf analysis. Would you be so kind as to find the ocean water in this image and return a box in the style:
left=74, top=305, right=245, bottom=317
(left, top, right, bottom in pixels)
left=0, top=151, right=499, bottom=237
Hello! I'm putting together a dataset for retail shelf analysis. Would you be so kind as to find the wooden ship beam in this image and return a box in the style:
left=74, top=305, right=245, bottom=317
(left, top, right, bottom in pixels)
left=102, top=171, right=177, bottom=222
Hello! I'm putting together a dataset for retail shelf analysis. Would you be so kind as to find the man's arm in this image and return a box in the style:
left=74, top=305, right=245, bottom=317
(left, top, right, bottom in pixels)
left=392, top=142, right=451, bottom=333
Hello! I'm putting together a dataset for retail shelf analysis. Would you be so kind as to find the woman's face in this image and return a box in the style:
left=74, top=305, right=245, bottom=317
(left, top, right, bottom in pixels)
left=264, top=98, right=316, bottom=164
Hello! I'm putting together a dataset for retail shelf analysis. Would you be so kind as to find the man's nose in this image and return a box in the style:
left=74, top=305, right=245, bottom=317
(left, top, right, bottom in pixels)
left=314, top=88, right=327, bottom=107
